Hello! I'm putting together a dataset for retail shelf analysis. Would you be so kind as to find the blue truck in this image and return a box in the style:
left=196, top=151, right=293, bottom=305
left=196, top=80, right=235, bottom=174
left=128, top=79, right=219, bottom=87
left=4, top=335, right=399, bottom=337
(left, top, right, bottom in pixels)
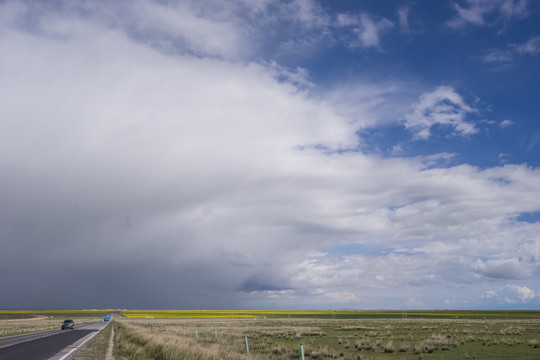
left=104, top=315, right=110, bottom=322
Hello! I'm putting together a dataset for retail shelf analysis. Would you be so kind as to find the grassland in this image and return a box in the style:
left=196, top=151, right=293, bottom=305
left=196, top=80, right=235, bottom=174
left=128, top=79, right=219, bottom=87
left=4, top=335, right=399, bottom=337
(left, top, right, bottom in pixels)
left=113, top=315, right=540, bottom=359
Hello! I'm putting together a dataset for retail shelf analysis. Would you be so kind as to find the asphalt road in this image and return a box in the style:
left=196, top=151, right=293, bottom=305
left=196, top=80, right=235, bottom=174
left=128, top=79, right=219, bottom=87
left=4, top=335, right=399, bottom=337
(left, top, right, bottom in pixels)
left=0, top=321, right=108, bottom=360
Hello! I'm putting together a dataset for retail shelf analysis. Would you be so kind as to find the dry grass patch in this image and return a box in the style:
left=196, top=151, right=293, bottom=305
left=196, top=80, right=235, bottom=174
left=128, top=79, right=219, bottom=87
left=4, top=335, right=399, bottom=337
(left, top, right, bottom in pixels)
left=114, top=320, right=265, bottom=360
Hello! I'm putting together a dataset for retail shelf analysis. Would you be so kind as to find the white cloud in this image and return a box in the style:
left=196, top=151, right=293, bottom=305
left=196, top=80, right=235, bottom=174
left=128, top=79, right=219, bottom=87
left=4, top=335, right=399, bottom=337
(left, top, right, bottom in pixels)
left=265, top=289, right=296, bottom=299
left=33, top=0, right=334, bottom=62
left=480, top=48, right=514, bottom=63
left=498, top=153, right=511, bottom=164
left=241, top=0, right=333, bottom=59
left=267, top=61, right=314, bottom=89
left=473, top=258, right=533, bottom=279
left=284, top=0, right=330, bottom=28
left=516, top=35, right=540, bottom=55
left=500, top=119, right=514, bottom=127
left=398, top=7, right=410, bottom=33
left=507, top=285, right=536, bottom=301
left=447, top=0, right=530, bottom=29
left=337, top=12, right=394, bottom=49
left=323, top=80, right=415, bottom=130
left=479, top=36, right=540, bottom=65
left=415, top=152, right=457, bottom=168
left=407, top=297, right=420, bottom=306
left=404, top=86, right=478, bottom=139
left=324, top=291, right=357, bottom=302
left=128, top=0, right=244, bottom=58
left=449, top=1, right=488, bottom=27
left=39, top=0, right=251, bottom=59
left=482, top=285, right=537, bottom=304
left=527, top=132, right=540, bottom=151
left=499, top=0, right=529, bottom=19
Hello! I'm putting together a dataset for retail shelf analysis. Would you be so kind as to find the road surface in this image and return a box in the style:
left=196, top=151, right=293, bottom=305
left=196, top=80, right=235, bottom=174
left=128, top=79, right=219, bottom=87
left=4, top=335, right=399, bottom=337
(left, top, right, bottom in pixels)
left=0, top=321, right=109, bottom=360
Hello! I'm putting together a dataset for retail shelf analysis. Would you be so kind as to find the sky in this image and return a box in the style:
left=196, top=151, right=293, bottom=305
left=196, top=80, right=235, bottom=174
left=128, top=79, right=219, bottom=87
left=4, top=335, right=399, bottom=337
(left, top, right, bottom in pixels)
left=0, top=0, right=539, bottom=310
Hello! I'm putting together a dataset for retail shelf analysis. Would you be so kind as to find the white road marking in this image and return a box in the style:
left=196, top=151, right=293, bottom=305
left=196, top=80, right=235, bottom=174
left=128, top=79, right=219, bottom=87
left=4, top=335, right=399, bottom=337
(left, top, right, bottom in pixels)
left=51, top=322, right=110, bottom=360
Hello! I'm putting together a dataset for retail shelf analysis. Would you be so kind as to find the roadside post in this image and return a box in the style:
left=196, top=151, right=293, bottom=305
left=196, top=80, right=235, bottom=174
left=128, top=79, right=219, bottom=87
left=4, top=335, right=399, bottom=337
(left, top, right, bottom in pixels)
left=245, top=336, right=249, bottom=353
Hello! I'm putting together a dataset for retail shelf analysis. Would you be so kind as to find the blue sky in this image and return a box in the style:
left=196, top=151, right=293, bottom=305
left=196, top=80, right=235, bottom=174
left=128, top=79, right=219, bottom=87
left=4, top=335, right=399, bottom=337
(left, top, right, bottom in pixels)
left=285, top=0, right=540, bottom=167
left=0, top=0, right=539, bottom=310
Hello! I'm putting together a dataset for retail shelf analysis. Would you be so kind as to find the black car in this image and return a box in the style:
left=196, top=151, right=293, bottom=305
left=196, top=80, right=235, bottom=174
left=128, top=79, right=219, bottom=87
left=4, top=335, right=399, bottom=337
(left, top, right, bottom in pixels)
left=61, top=319, right=74, bottom=330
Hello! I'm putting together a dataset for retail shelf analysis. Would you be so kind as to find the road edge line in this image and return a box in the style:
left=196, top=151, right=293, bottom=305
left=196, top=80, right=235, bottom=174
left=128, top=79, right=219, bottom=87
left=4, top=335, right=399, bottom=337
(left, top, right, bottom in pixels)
left=57, top=322, right=109, bottom=360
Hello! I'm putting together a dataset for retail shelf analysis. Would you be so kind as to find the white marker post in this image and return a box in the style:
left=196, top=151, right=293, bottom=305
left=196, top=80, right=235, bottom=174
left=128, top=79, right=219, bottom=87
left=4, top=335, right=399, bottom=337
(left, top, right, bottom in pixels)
left=195, top=328, right=198, bottom=340
left=245, top=336, right=249, bottom=353
left=300, top=344, right=305, bottom=360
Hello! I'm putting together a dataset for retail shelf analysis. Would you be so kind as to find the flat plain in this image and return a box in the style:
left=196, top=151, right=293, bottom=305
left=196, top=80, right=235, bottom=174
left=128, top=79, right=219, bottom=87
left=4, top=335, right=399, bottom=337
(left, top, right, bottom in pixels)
left=113, top=310, right=540, bottom=360
left=2, top=310, right=540, bottom=359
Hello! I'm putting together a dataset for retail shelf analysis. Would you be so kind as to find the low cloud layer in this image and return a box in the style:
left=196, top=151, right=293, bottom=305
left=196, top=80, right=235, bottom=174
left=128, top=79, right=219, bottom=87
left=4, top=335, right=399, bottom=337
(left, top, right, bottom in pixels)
left=0, top=0, right=539, bottom=310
